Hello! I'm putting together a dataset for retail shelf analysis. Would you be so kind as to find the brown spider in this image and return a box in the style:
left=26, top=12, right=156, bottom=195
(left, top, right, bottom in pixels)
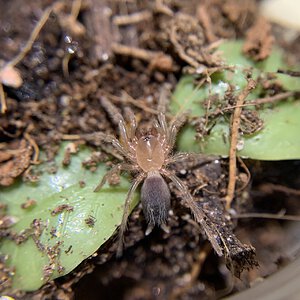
left=94, top=109, right=222, bottom=257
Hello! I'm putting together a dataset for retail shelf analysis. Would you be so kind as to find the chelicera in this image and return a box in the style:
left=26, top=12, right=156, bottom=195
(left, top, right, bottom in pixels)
left=95, top=108, right=219, bottom=256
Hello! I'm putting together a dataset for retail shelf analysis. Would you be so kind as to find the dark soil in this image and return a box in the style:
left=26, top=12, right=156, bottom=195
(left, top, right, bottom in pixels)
left=0, top=0, right=300, bottom=299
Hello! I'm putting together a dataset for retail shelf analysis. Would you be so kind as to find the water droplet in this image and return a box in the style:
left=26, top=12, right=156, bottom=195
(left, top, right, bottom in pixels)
left=64, top=36, right=79, bottom=54
left=101, top=53, right=109, bottom=61
left=64, top=35, right=72, bottom=44
left=67, top=42, right=79, bottom=54
left=179, top=169, right=187, bottom=175
left=236, top=139, right=244, bottom=151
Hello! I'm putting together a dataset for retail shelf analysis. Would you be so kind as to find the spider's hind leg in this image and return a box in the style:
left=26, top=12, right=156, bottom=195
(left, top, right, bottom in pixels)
left=161, top=169, right=223, bottom=256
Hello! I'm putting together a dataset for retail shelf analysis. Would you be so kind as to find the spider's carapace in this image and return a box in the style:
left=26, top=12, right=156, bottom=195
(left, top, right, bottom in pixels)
left=136, top=135, right=165, bottom=172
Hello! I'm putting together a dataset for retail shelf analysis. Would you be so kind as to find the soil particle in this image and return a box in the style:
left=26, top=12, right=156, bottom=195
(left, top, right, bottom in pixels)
left=51, top=204, right=74, bottom=216
left=0, top=139, right=32, bottom=186
left=169, top=12, right=222, bottom=73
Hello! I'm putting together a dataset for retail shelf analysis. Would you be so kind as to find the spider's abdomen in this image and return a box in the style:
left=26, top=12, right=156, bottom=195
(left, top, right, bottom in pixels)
left=136, top=135, right=165, bottom=172
left=141, top=171, right=171, bottom=226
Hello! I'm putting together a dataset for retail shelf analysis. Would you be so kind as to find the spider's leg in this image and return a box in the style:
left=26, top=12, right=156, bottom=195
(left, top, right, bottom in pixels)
left=167, top=112, right=188, bottom=152
left=157, top=83, right=171, bottom=114
left=161, top=169, right=223, bottom=256
left=84, top=132, right=133, bottom=161
left=166, top=152, right=219, bottom=165
left=94, top=163, right=136, bottom=192
left=100, top=96, right=136, bottom=159
left=165, top=152, right=190, bottom=164
left=158, top=112, right=169, bottom=137
left=116, top=172, right=145, bottom=257
left=116, top=113, right=138, bottom=158
left=124, top=107, right=137, bottom=141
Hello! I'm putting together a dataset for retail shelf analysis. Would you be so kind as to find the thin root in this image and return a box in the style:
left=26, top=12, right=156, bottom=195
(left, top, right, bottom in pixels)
left=24, top=132, right=40, bottom=164
left=225, top=78, right=256, bottom=209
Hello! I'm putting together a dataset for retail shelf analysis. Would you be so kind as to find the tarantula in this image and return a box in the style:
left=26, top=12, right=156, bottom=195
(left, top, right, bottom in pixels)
left=95, top=108, right=222, bottom=256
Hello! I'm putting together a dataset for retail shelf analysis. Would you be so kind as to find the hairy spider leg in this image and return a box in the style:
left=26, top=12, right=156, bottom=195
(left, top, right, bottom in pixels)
left=115, top=113, right=130, bottom=146
left=87, top=132, right=134, bottom=160
left=116, top=172, right=146, bottom=257
left=157, top=112, right=169, bottom=138
left=161, top=169, right=223, bottom=256
left=167, top=112, right=188, bottom=152
left=124, top=107, right=137, bottom=141
left=157, top=84, right=170, bottom=114
left=153, top=118, right=165, bottom=139
left=165, top=152, right=191, bottom=165
left=115, top=113, right=137, bottom=156
left=166, top=152, right=218, bottom=165
left=94, top=163, right=137, bottom=192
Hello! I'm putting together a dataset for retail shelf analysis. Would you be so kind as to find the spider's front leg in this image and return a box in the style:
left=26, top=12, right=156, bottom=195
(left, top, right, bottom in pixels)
left=124, top=107, right=137, bottom=141
left=167, top=112, right=188, bottom=151
left=100, top=96, right=137, bottom=160
left=154, top=111, right=188, bottom=154
left=82, top=132, right=131, bottom=160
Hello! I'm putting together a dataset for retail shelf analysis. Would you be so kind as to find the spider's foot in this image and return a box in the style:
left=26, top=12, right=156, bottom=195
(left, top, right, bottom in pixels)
left=145, top=224, right=154, bottom=236
left=160, top=223, right=170, bottom=234
left=116, top=239, right=124, bottom=258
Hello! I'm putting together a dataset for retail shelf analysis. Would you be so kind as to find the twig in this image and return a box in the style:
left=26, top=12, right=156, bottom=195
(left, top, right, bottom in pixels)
left=24, top=132, right=40, bottom=164
left=196, top=4, right=217, bottom=43
left=258, top=183, right=300, bottom=196
left=225, top=78, right=256, bottom=209
left=0, top=83, right=6, bottom=114
left=100, top=90, right=159, bottom=115
left=232, top=212, right=300, bottom=221
left=113, top=10, right=152, bottom=26
left=277, top=69, right=300, bottom=77
left=121, top=90, right=160, bottom=115
left=222, top=91, right=295, bottom=112
left=7, top=6, right=52, bottom=68
left=71, top=0, right=82, bottom=19
left=155, top=0, right=174, bottom=16
left=0, top=5, right=53, bottom=114
left=61, top=134, right=81, bottom=140
left=82, top=0, right=114, bottom=63
left=100, top=95, right=122, bottom=126
left=111, top=43, right=175, bottom=72
left=0, top=125, right=21, bottom=138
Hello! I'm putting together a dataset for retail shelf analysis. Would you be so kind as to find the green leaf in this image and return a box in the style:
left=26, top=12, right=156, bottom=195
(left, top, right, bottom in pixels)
left=0, top=144, right=137, bottom=292
left=171, top=40, right=300, bottom=160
